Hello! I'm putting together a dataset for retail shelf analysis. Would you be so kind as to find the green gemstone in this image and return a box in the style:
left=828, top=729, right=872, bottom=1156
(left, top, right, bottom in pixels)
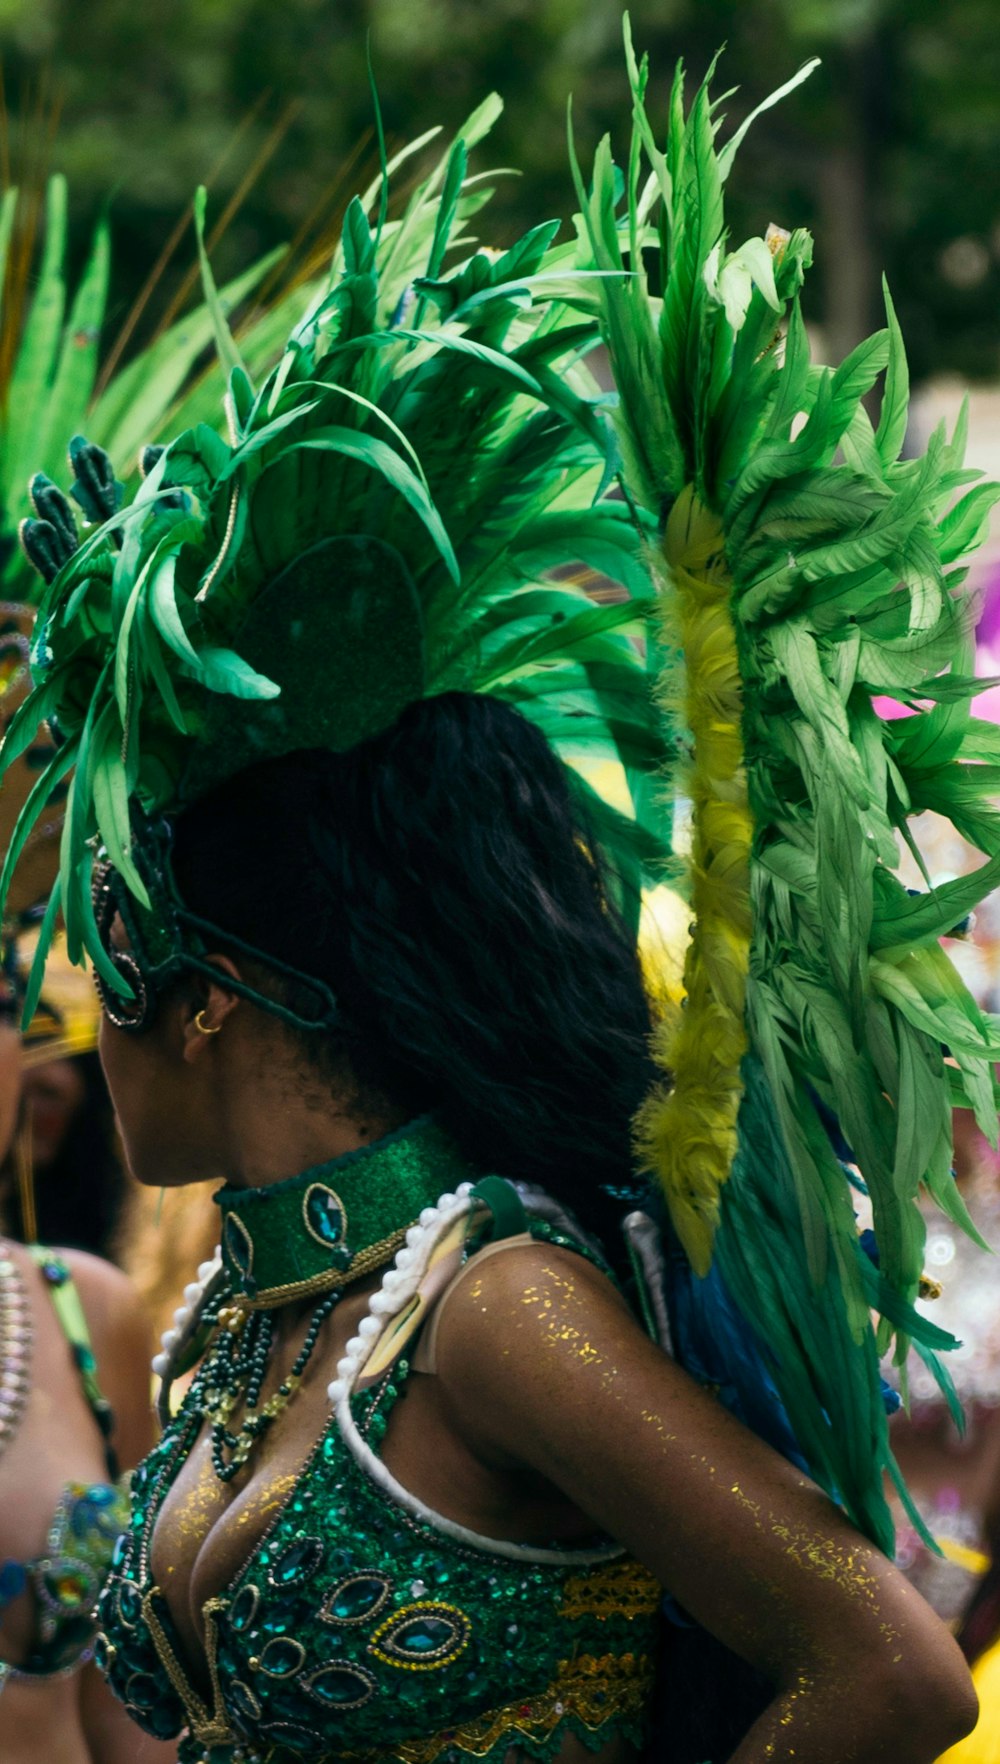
left=147, top=1704, right=180, bottom=1741
left=93, top=1632, right=115, bottom=1673
left=304, top=1184, right=345, bottom=1247
left=224, top=1214, right=254, bottom=1276
left=118, top=1580, right=143, bottom=1628
left=263, top=1721, right=322, bottom=1752
left=269, top=1535, right=324, bottom=1587
left=124, top=1671, right=159, bottom=1708
left=259, top=1636, right=306, bottom=1677
left=322, top=1572, right=390, bottom=1623
left=229, top=1678, right=262, bottom=1722
left=396, top=1617, right=455, bottom=1654
left=229, top=1583, right=260, bottom=1632
left=376, top=1606, right=469, bottom=1664
left=303, top=1662, right=376, bottom=1708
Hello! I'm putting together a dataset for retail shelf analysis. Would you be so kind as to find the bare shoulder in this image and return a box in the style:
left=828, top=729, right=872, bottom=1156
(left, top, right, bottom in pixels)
left=58, top=1246, right=139, bottom=1308
left=56, top=1248, right=150, bottom=1352
left=434, top=1236, right=649, bottom=1396
left=57, top=1250, right=157, bottom=1464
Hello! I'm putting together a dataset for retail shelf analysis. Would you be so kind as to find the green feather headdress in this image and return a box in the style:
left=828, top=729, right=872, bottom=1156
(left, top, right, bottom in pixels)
left=0, top=99, right=669, bottom=1024
left=573, top=22, right=1000, bottom=1549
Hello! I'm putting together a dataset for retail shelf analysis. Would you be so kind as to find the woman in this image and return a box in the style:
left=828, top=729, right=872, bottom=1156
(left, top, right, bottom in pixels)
left=0, top=982, right=173, bottom=1762
left=17, top=1050, right=127, bottom=1260
left=5, top=52, right=991, bottom=1764
left=82, top=711, right=970, bottom=1764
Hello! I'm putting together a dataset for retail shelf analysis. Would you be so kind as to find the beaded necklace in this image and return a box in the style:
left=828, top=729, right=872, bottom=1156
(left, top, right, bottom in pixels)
left=0, top=1245, right=32, bottom=1461
left=201, top=1118, right=472, bottom=1480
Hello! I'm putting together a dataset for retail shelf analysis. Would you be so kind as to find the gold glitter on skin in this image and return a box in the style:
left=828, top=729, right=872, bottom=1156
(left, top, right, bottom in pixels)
left=443, top=1245, right=975, bottom=1761
left=508, top=1262, right=904, bottom=1653
left=233, top=1471, right=297, bottom=1528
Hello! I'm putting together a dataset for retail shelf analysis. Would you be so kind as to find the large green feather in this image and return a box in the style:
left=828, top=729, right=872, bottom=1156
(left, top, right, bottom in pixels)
left=575, top=25, right=1000, bottom=1548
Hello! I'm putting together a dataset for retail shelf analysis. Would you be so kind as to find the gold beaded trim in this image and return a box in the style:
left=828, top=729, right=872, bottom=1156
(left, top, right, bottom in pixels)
left=558, top=1558, right=662, bottom=1622
left=368, top=1600, right=472, bottom=1671
left=237, top=1225, right=410, bottom=1310
left=142, top=1586, right=233, bottom=1746
left=350, top=1650, right=653, bottom=1764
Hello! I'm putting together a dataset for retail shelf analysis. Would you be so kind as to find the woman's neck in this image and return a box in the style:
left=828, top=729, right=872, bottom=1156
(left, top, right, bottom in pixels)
left=221, top=1102, right=407, bottom=1192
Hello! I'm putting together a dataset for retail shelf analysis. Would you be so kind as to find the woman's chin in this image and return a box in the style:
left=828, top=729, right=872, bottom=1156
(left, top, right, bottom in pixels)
left=123, top=1143, right=195, bottom=1189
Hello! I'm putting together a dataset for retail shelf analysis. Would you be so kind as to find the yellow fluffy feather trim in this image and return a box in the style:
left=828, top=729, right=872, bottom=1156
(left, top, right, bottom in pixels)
left=634, top=487, right=752, bottom=1275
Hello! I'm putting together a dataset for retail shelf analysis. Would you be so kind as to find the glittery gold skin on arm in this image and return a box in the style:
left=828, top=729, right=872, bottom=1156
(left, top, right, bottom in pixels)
left=432, top=1244, right=978, bottom=1764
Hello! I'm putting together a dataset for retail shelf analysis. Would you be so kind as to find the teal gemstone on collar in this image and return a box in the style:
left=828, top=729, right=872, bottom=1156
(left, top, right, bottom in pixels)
left=223, top=1213, right=254, bottom=1277
left=303, top=1184, right=346, bottom=1249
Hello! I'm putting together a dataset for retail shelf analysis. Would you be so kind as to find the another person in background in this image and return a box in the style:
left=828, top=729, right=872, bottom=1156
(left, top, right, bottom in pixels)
left=0, top=935, right=128, bottom=1261
left=0, top=976, right=174, bottom=1762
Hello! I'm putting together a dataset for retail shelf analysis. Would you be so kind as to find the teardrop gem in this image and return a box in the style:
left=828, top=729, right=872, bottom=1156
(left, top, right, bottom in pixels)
left=303, top=1184, right=346, bottom=1249
left=229, top=1678, right=262, bottom=1723
left=124, top=1671, right=160, bottom=1709
left=369, top=1602, right=471, bottom=1669
left=303, top=1661, right=376, bottom=1708
left=268, top=1535, right=325, bottom=1587
left=93, top=1632, right=115, bottom=1673
left=118, top=1579, right=143, bottom=1628
left=223, top=1213, right=254, bottom=1277
left=263, top=1721, right=323, bottom=1754
left=259, top=1635, right=306, bottom=1678
left=229, top=1582, right=261, bottom=1633
left=321, top=1572, right=391, bottom=1625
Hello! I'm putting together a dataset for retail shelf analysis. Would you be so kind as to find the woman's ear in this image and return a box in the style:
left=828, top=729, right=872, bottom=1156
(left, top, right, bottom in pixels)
left=180, top=957, right=242, bottom=1064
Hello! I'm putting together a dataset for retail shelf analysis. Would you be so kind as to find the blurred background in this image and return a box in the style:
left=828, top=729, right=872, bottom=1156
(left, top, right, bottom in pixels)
left=0, top=0, right=998, bottom=382
left=2, top=0, right=1000, bottom=1627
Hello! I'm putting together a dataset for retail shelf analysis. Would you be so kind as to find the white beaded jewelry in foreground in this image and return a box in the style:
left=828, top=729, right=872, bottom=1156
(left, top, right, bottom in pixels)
left=326, top=1183, right=474, bottom=1407
left=151, top=1246, right=221, bottom=1380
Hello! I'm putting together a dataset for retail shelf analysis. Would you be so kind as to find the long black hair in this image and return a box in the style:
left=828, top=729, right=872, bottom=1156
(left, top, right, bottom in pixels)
left=171, top=691, right=655, bottom=1253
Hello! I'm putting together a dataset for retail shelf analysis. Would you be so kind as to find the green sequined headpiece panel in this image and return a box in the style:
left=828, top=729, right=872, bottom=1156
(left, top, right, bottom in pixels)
left=0, top=99, right=672, bottom=1002
left=183, top=535, right=426, bottom=803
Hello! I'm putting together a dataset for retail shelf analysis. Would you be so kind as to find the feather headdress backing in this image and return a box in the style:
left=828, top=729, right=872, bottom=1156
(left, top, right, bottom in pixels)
left=0, top=99, right=668, bottom=1024
left=573, top=23, right=1000, bottom=1548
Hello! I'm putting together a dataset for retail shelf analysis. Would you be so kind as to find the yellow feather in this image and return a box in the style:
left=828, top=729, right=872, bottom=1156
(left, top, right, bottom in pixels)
left=634, top=487, right=753, bottom=1276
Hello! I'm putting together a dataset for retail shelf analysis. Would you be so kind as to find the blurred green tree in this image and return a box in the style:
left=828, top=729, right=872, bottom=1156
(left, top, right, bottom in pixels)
left=0, top=0, right=996, bottom=382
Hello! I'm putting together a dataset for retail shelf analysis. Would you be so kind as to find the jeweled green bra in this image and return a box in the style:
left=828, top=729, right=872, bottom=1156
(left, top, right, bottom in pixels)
left=96, top=1121, right=660, bottom=1764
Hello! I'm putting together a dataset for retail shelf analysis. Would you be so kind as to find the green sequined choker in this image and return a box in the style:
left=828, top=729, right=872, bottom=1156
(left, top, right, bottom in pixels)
left=214, top=1116, right=470, bottom=1308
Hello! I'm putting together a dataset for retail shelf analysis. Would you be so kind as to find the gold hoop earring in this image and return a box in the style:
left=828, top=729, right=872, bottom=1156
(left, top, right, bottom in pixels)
left=194, top=1009, right=222, bottom=1037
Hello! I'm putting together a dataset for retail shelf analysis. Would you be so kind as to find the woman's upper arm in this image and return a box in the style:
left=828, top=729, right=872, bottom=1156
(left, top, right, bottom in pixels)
left=61, top=1249, right=157, bottom=1469
left=433, top=1242, right=953, bottom=1692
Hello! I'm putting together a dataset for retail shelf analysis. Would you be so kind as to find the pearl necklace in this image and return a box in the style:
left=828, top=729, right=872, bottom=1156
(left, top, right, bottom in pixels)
left=0, top=1245, right=32, bottom=1459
